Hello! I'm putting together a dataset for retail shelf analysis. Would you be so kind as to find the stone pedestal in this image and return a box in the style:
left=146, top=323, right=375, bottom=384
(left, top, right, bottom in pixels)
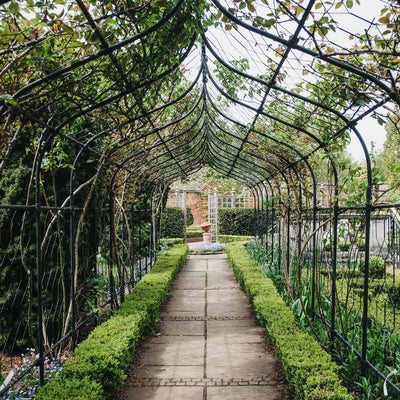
left=203, top=232, right=212, bottom=245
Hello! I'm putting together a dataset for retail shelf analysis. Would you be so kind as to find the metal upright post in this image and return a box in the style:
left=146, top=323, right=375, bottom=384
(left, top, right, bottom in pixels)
left=175, top=188, right=179, bottom=207
left=183, top=188, right=187, bottom=243
left=208, top=189, right=211, bottom=220
left=214, top=187, right=219, bottom=243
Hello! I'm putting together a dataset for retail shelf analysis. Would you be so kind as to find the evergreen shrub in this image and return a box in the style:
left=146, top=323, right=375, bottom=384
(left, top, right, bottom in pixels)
left=218, top=234, right=253, bottom=243
left=160, top=207, right=193, bottom=238
left=219, top=208, right=255, bottom=236
left=359, top=256, right=385, bottom=279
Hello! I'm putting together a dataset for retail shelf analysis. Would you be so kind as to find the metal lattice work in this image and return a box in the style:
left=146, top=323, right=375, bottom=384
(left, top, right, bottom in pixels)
left=1, top=0, right=400, bottom=397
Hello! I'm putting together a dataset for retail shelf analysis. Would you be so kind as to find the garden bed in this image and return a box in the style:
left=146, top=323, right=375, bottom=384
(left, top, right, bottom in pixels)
left=225, top=241, right=352, bottom=400
left=35, top=244, right=189, bottom=400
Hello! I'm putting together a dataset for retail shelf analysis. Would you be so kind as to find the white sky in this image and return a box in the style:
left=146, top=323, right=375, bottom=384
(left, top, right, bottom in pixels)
left=183, top=1, right=390, bottom=163
left=347, top=116, right=386, bottom=162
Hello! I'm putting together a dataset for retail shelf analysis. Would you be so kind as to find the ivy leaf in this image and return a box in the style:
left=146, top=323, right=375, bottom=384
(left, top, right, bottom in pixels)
left=247, top=2, right=255, bottom=13
left=378, top=15, right=390, bottom=24
left=0, top=95, right=19, bottom=107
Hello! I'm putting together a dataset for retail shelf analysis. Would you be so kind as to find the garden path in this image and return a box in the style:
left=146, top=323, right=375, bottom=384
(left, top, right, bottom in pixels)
left=118, top=253, right=293, bottom=400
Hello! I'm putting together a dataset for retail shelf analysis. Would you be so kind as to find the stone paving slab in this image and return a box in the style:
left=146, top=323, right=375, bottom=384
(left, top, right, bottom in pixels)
left=139, top=337, right=204, bottom=366
left=207, top=386, right=290, bottom=400
left=119, top=386, right=204, bottom=400
left=131, top=365, right=203, bottom=379
left=118, top=254, right=293, bottom=400
left=157, top=320, right=204, bottom=336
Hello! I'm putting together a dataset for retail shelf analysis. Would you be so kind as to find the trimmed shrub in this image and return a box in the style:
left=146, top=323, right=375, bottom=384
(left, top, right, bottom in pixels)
left=160, top=207, right=193, bottom=238
left=359, top=256, right=385, bottom=279
left=219, top=234, right=253, bottom=243
left=36, top=244, right=189, bottom=400
left=160, top=238, right=184, bottom=246
left=160, top=207, right=184, bottom=238
left=36, top=377, right=103, bottom=400
left=225, top=242, right=352, bottom=400
left=186, top=230, right=203, bottom=238
left=338, top=241, right=351, bottom=251
left=219, top=208, right=255, bottom=236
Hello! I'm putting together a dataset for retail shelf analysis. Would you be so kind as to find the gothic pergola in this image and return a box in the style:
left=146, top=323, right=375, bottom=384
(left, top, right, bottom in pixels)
left=1, top=0, right=400, bottom=395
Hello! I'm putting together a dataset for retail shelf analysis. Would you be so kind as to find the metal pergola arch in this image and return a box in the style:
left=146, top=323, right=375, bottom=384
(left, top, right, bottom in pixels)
left=1, top=0, right=400, bottom=396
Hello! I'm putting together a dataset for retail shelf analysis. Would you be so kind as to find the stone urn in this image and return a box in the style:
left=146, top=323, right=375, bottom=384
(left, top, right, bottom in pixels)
left=200, top=222, right=212, bottom=233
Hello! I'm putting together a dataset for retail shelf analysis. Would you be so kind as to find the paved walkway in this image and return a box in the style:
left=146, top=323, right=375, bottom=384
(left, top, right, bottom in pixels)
left=118, top=254, right=293, bottom=400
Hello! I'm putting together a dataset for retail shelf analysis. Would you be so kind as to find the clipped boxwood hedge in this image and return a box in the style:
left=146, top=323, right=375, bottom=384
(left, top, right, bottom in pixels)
left=36, top=244, right=189, bottom=400
left=160, top=237, right=184, bottom=246
left=218, top=234, right=253, bottom=243
left=225, top=242, right=352, bottom=400
left=219, top=208, right=255, bottom=236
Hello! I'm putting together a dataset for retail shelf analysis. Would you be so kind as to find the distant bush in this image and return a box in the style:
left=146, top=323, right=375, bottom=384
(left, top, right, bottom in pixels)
left=359, top=256, right=385, bottom=279
left=160, top=207, right=184, bottom=238
left=186, top=207, right=194, bottom=226
left=160, top=207, right=193, bottom=238
left=159, top=238, right=184, bottom=246
left=219, top=234, right=253, bottom=243
left=219, top=208, right=255, bottom=236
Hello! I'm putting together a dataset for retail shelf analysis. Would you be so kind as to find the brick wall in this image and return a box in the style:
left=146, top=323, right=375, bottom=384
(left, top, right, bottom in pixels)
left=166, top=190, right=208, bottom=225
left=166, top=186, right=255, bottom=226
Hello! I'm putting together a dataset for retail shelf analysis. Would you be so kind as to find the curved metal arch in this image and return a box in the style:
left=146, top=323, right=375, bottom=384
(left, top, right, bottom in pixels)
left=206, top=139, right=270, bottom=185
left=202, top=29, right=373, bottom=192
left=206, top=153, right=262, bottom=188
left=141, top=137, right=208, bottom=182
left=0, top=0, right=188, bottom=113
left=204, top=87, right=321, bottom=192
left=205, top=89, right=319, bottom=215
left=204, top=62, right=324, bottom=159
left=204, top=96, right=300, bottom=174
left=206, top=119, right=285, bottom=178
left=209, top=0, right=400, bottom=105
left=54, top=33, right=198, bottom=132
left=109, top=93, right=206, bottom=175
left=111, top=135, right=207, bottom=192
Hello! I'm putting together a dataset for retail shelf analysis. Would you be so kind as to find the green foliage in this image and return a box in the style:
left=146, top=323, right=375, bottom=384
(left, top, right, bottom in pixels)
left=160, top=206, right=193, bottom=238
left=381, top=113, right=400, bottom=201
left=159, top=238, right=184, bottom=246
left=219, top=208, right=255, bottom=236
left=186, top=230, right=203, bottom=238
left=160, top=207, right=184, bottom=238
left=225, top=242, right=352, bottom=400
left=186, top=206, right=194, bottom=226
left=218, top=234, right=253, bottom=243
left=339, top=242, right=351, bottom=251
left=36, top=377, right=103, bottom=400
left=36, top=244, right=189, bottom=399
left=359, top=256, right=385, bottom=279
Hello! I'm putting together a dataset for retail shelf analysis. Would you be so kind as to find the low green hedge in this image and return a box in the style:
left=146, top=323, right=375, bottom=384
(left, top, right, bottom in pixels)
left=225, top=242, right=352, bottom=400
left=219, top=234, right=253, bottom=243
left=36, top=244, right=189, bottom=400
left=160, top=237, right=184, bottom=245
left=186, top=230, right=203, bottom=238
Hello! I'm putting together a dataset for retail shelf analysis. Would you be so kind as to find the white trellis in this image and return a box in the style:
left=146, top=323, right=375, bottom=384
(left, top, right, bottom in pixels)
left=207, top=187, right=251, bottom=243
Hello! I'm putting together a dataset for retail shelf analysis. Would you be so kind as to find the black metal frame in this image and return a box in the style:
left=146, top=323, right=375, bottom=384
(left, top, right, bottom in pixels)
left=1, top=0, right=400, bottom=396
